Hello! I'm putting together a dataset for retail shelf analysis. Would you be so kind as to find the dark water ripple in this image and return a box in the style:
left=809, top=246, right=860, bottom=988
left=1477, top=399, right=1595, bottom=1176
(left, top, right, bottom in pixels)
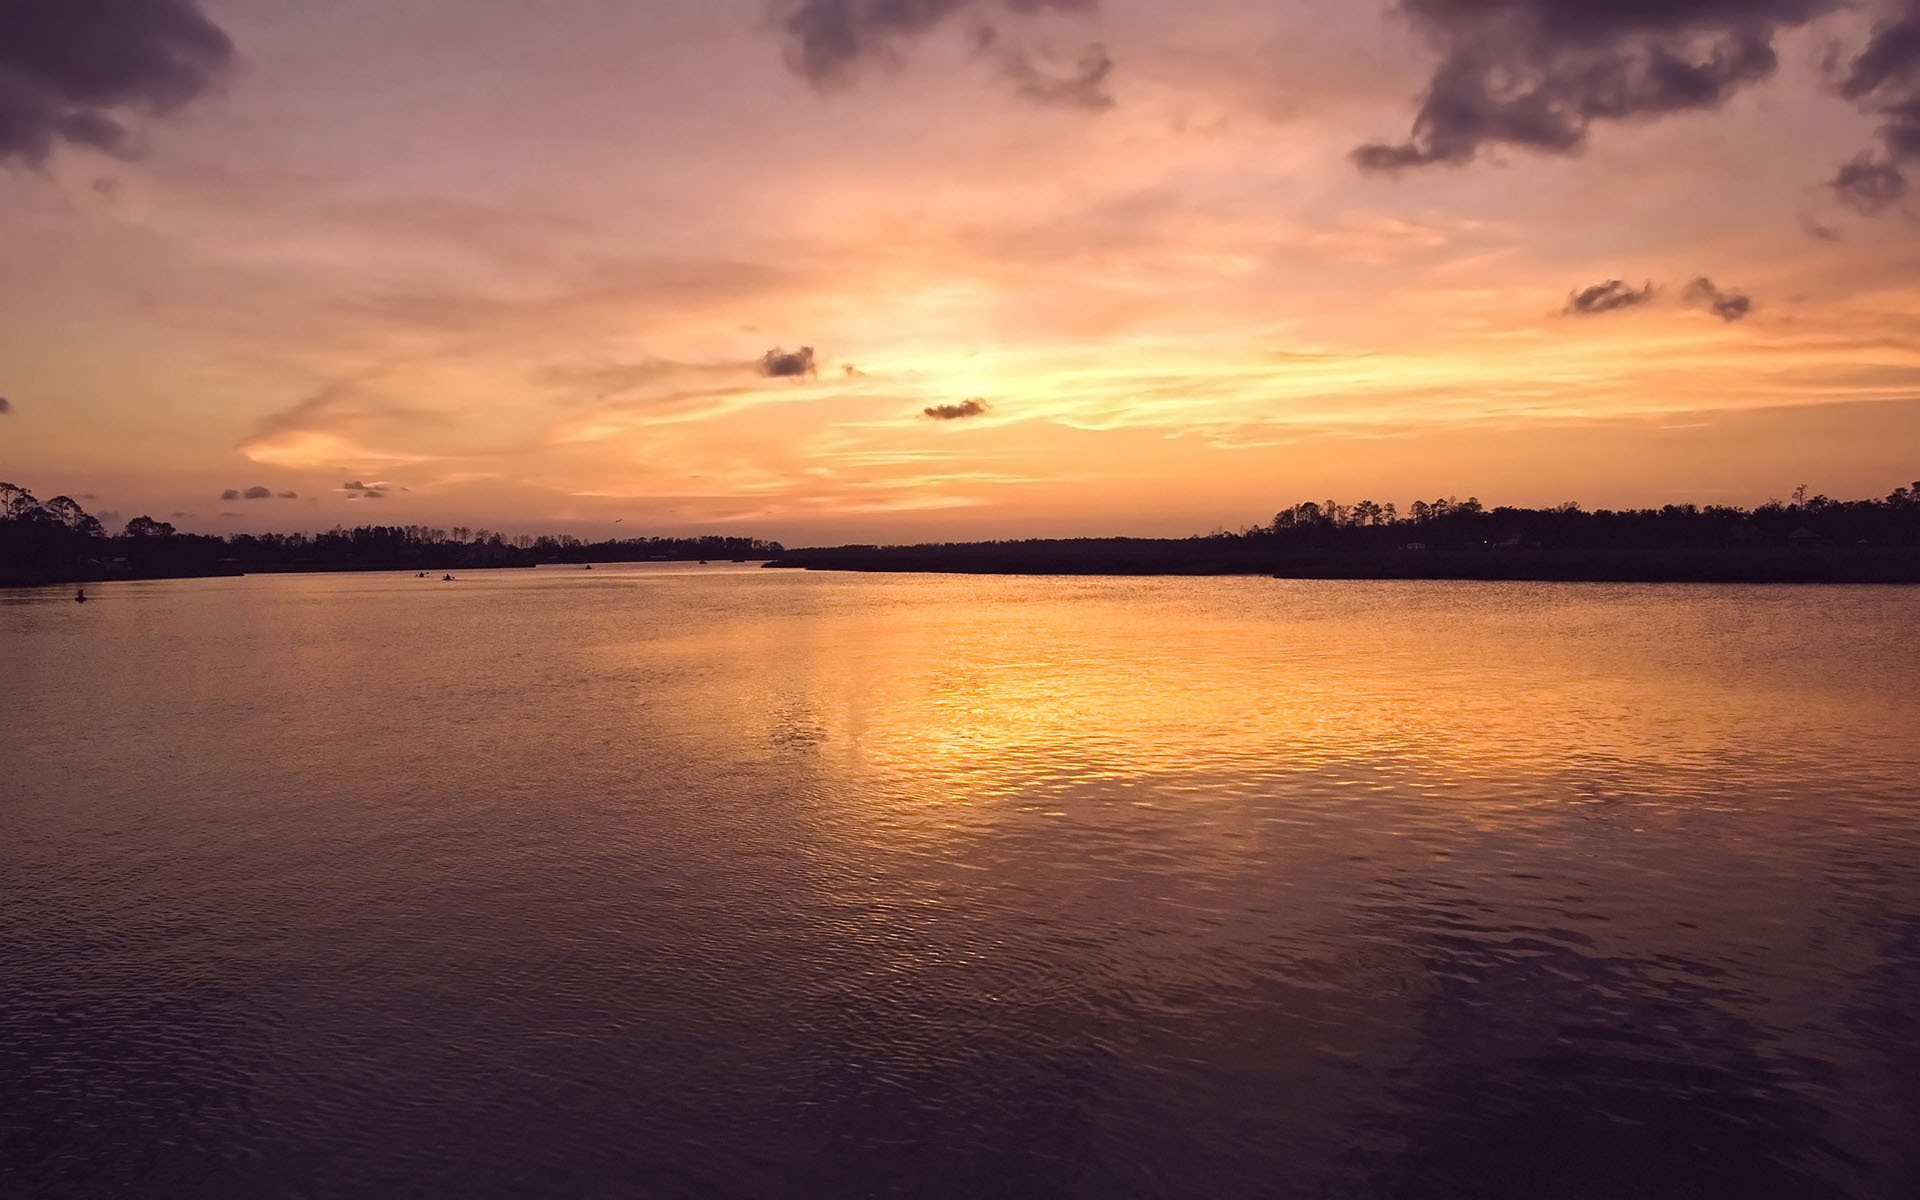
left=2, top=569, right=1918, bottom=1197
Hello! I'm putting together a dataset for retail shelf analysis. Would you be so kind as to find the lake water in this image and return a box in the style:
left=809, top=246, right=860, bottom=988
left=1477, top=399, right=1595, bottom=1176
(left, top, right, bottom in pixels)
left=4, top=567, right=1918, bottom=1197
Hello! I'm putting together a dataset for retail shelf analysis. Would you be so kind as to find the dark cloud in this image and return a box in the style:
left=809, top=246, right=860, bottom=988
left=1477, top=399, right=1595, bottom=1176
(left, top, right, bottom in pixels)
left=1829, top=2, right=1920, bottom=214
left=0, top=0, right=236, bottom=166
left=1834, top=2, right=1920, bottom=192
left=775, top=0, right=1105, bottom=105
left=0, top=396, right=11, bottom=414
left=341, top=480, right=388, bottom=499
left=1563, top=279, right=1655, bottom=316
left=242, top=484, right=272, bottom=499
left=277, top=490, right=298, bottom=499
left=1684, top=277, right=1753, bottom=321
left=1830, top=153, right=1909, bottom=212
left=1354, top=0, right=1837, bottom=172
left=759, top=345, right=818, bottom=378
left=1841, top=7, right=1920, bottom=105
left=924, top=397, right=991, bottom=420
left=219, top=488, right=241, bottom=500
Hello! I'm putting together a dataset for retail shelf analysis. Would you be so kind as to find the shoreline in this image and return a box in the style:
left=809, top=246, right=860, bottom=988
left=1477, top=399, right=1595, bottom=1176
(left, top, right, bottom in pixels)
left=12, top=548, right=1920, bottom=587
left=0, top=561, right=748, bottom=588
left=764, top=543, right=1920, bottom=584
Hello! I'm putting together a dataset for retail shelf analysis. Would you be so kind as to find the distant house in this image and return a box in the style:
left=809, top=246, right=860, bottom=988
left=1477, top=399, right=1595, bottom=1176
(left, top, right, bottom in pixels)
left=1402, top=541, right=1427, bottom=551
left=1787, top=526, right=1824, bottom=547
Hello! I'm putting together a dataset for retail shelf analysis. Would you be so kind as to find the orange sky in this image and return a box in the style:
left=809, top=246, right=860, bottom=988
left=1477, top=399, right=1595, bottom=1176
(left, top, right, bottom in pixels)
left=3, top=0, right=1919, bottom=541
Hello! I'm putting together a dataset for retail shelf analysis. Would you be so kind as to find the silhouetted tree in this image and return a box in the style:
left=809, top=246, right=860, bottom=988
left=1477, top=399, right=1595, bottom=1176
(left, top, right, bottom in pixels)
left=124, top=515, right=175, bottom=538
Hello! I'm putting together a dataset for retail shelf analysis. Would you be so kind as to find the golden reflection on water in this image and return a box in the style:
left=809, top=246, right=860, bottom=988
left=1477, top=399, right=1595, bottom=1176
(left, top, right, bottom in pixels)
left=617, top=572, right=1912, bottom=819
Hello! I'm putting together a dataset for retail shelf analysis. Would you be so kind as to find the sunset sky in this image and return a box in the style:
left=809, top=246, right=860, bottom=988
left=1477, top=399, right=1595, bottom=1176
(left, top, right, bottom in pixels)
left=5, top=0, right=1920, bottom=541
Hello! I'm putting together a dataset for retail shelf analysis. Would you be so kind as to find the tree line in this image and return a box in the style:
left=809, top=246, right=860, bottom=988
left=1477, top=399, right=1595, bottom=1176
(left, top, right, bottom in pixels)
left=768, top=479, right=1920, bottom=580
left=1246, top=482, right=1920, bottom=550
left=7, top=477, right=1919, bottom=586
left=0, top=482, right=783, bottom=584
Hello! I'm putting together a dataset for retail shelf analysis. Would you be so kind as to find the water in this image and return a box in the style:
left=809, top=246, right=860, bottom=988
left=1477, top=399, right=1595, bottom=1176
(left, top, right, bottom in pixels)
left=3, top=567, right=1918, bottom=1198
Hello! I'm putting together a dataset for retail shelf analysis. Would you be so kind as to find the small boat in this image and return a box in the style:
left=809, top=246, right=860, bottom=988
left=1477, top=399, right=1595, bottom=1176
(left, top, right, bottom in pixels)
left=584, top=563, right=593, bottom=570
left=74, top=588, right=87, bottom=603
left=443, top=574, right=455, bottom=581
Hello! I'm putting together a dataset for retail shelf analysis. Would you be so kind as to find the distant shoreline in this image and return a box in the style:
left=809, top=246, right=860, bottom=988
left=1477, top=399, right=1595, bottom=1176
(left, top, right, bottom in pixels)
left=11, top=478, right=1918, bottom=589
left=0, top=560, right=764, bottom=588
left=764, top=543, right=1920, bottom=584
left=11, top=547, right=1920, bottom=587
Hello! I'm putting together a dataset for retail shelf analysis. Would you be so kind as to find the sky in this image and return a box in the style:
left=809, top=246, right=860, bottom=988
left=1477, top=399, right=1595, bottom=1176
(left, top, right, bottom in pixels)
left=4, top=0, right=1920, bottom=543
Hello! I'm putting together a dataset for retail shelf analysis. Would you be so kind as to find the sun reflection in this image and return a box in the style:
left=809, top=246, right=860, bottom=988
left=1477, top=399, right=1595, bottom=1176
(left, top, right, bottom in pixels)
left=601, top=576, right=1907, bottom=835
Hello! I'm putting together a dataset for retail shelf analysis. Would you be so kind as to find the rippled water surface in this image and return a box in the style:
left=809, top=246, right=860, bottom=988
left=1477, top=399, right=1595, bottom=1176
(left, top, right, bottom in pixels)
left=4, top=567, right=1919, bottom=1197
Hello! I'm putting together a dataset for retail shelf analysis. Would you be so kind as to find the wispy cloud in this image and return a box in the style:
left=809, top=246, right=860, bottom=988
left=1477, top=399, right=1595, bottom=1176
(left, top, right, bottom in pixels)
left=1563, top=280, right=1656, bottom=317
left=776, top=0, right=1105, bottom=103
left=1684, top=278, right=1754, bottom=323
left=975, top=30, right=1113, bottom=110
